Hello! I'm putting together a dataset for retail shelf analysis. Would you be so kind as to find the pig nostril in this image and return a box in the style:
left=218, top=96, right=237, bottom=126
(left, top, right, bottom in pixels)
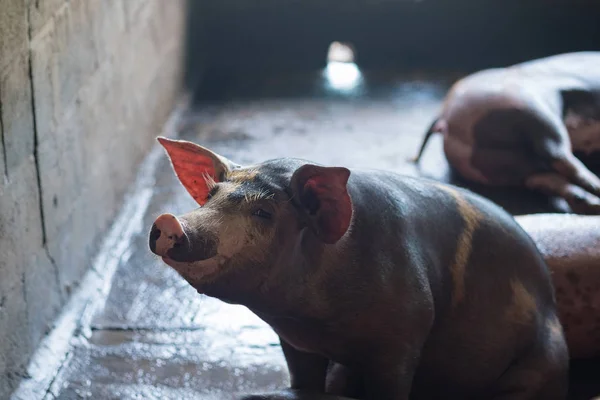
left=149, top=224, right=162, bottom=253
left=150, top=227, right=162, bottom=242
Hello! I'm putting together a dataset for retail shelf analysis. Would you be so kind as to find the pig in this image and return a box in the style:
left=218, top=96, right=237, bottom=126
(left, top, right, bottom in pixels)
left=149, top=137, right=568, bottom=400
left=515, top=214, right=600, bottom=360
left=411, top=52, right=600, bottom=215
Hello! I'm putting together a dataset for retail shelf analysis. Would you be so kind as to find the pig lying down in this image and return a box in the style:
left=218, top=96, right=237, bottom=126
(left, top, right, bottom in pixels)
left=149, top=137, right=568, bottom=400
left=412, top=52, right=600, bottom=215
left=515, top=214, right=600, bottom=361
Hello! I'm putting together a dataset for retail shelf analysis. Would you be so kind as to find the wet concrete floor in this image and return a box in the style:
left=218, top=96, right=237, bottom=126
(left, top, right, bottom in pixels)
left=48, top=68, right=599, bottom=399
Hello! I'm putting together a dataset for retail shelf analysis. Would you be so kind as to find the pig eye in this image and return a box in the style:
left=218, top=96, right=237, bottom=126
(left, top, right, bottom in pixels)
left=207, top=187, right=218, bottom=200
left=252, top=208, right=272, bottom=220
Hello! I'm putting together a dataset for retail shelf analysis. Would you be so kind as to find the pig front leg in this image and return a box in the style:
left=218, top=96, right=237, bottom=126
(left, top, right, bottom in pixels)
left=361, top=354, right=420, bottom=400
left=325, top=363, right=365, bottom=398
left=282, top=337, right=418, bottom=400
left=280, top=339, right=331, bottom=392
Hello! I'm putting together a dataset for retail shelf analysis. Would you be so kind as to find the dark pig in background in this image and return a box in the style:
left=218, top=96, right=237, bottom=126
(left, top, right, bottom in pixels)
left=412, top=52, right=600, bottom=215
left=149, top=137, right=568, bottom=400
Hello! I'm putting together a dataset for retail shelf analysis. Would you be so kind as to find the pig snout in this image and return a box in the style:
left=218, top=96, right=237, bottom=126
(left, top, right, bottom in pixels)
left=149, top=214, right=185, bottom=256
left=149, top=213, right=217, bottom=262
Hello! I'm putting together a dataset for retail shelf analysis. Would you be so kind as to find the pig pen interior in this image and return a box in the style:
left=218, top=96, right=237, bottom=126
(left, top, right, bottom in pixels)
left=43, top=68, right=599, bottom=399
left=7, top=1, right=600, bottom=399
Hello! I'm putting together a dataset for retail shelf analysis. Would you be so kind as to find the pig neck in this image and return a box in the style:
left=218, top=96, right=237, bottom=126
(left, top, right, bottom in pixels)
left=259, top=229, right=346, bottom=319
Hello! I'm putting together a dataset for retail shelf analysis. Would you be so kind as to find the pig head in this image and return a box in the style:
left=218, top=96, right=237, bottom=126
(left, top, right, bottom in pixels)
left=149, top=137, right=352, bottom=310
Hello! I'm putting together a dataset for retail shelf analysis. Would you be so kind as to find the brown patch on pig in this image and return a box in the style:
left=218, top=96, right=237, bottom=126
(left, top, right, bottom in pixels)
left=206, top=183, right=240, bottom=208
left=505, top=280, right=537, bottom=325
left=217, top=201, right=274, bottom=262
left=437, top=185, right=481, bottom=307
left=228, top=168, right=259, bottom=183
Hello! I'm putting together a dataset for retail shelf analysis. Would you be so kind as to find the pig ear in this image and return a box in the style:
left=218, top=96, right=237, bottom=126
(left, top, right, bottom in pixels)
left=157, top=137, right=236, bottom=205
left=291, top=164, right=353, bottom=244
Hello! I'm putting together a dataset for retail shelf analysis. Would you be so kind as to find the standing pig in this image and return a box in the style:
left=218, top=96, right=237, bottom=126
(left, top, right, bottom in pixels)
left=149, top=137, right=568, bottom=400
left=412, top=52, right=600, bottom=215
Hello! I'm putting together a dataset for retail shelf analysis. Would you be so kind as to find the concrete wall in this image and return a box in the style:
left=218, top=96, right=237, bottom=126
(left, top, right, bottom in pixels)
left=0, top=0, right=185, bottom=397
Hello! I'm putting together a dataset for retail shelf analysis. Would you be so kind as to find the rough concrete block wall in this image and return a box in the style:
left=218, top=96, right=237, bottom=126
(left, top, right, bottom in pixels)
left=0, top=0, right=184, bottom=397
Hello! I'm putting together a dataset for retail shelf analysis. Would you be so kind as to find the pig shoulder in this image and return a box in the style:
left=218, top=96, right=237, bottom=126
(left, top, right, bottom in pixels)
left=345, top=171, right=555, bottom=313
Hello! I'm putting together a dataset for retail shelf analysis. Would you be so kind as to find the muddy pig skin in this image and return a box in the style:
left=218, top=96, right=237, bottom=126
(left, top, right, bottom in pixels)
left=412, top=52, right=600, bottom=215
left=516, top=214, right=600, bottom=360
left=150, top=137, right=568, bottom=400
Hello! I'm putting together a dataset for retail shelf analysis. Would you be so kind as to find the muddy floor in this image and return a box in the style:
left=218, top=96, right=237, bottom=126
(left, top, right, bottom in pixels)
left=47, top=69, right=599, bottom=399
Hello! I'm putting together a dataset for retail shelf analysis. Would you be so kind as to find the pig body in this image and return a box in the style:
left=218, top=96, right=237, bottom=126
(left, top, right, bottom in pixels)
left=516, top=214, right=600, bottom=360
left=150, top=138, right=568, bottom=400
left=412, top=52, right=600, bottom=214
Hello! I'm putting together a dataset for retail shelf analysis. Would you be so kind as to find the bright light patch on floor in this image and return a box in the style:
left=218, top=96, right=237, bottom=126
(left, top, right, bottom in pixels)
left=323, top=41, right=363, bottom=93
left=324, top=61, right=362, bottom=91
